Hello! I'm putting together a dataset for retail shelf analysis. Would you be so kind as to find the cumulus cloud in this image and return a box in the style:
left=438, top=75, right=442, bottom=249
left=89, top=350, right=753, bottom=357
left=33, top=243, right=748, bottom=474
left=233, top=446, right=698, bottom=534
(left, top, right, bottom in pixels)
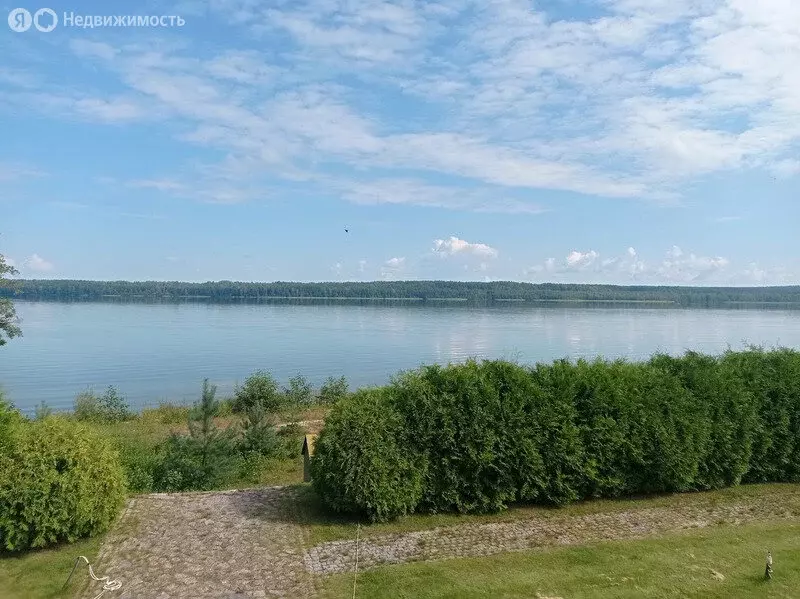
left=565, top=250, right=600, bottom=270
left=525, top=245, right=732, bottom=283
left=432, top=236, right=499, bottom=259
left=26, top=254, right=54, bottom=272
left=380, top=256, right=406, bottom=279
left=657, top=245, right=729, bottom=283
left=12, top=0, right=798, bottom=209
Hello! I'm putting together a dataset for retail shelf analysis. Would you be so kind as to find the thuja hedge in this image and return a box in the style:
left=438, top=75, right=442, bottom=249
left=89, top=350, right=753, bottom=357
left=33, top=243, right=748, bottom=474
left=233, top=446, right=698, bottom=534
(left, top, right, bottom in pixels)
left=311, top=348, right=800, bottom=522
left=0, top=412, right=126, bottom=551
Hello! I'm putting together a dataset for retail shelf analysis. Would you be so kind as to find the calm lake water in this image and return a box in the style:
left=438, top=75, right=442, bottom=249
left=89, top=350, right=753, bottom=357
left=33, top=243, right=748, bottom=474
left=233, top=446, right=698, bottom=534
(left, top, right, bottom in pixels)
left=3, top=300, right=800, bottom=414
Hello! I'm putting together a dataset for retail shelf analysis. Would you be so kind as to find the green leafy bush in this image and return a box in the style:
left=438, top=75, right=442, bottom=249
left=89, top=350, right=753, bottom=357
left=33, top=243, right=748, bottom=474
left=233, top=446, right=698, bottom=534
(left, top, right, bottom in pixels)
left=153, top=379, right=239, bottom=492
left=73, top=386, right=133, bottom=423
left=391, top=361, right=535, bottom=514
left=525, top=360, right=587, bottom=505
left=233, top=370, right=283, bottom=413
left=0, top=392, right=23, bottom=454
left=318, top=376, right=349, bottom=404
left=284, top=373, right=314, bottom=406
left=141, top=402, right=190, bottom=425
left=34, top=400, right=53, bottom=421
left=312, top=351, right=800, bottom=521
left=721, top=347, right=800, bottom=483
left=650, top=352, right=755, bottom=489
left=0, top=417, right=125, bottom=551
left=239, top=404, right=281, bottom=458
left=311, top=389, right=424, bottom=522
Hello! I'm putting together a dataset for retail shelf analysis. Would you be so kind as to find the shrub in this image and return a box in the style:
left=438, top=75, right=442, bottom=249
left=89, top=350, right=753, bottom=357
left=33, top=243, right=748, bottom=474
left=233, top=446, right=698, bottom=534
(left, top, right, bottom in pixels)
left=73, top=386, right=133, bottom=423
left=722, top=347, right=800, bottom=483
left=310, top=350, right=800, bottom=521
left=526, top=360, right=587, bottom=505
left=0, top=392, right=23, bottom=454
left=284, top=373, right=313, bottom=406
left=152, top=379, right=239, bottom=492
left=141, top=402, right=190, bottom=425
left=239, top=403, right=281, bottom=458
left=318, top=376, right=349, bottom=404
left=0, top=418, right=125, bottom=551
left=233, top=370, right=283, bottom=413
left=650, top=352, right=755, bottom=489
left=34, top=400, right=53, bottom=420
left=311, top=389, right=424, bottom=522
left=391, top=360, right=540, bottom=514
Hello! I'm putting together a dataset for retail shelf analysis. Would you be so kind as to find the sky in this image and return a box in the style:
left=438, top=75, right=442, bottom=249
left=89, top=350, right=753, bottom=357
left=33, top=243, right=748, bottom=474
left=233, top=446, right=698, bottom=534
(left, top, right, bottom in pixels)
left=1, top=0, right=798, bottom=285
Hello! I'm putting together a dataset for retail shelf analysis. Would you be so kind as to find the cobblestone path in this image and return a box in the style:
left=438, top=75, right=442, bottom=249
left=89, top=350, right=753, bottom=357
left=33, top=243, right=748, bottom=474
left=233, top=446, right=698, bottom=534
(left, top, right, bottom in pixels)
left=305, top=488, right=800, bottom=575
left=80, top=487, right=315, bottom=599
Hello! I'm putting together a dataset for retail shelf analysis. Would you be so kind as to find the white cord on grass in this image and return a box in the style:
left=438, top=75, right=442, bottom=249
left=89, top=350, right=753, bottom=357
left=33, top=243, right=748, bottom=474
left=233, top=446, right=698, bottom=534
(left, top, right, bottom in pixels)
left=73, top=555, right=122, bottom=599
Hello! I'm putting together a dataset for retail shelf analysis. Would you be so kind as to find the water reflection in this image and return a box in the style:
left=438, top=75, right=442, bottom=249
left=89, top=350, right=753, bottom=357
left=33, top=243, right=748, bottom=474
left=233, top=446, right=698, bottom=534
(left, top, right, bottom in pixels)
left=3, top=301, right=800, bottom=414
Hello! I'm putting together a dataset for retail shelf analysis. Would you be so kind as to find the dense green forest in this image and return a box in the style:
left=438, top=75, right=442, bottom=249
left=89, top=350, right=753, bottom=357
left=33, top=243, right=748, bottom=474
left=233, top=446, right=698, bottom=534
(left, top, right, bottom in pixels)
left=3, top=279, right=800, bottom=307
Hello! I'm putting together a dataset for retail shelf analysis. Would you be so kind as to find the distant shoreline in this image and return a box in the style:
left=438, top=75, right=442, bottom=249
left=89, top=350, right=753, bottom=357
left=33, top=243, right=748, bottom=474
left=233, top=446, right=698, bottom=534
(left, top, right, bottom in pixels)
left=4, top=279, right=800, bottom=309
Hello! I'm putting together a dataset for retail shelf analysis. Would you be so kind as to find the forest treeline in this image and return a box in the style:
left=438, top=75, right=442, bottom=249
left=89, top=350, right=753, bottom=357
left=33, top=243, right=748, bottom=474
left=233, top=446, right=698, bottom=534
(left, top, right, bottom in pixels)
left=3, top=279, right=800, bottom=306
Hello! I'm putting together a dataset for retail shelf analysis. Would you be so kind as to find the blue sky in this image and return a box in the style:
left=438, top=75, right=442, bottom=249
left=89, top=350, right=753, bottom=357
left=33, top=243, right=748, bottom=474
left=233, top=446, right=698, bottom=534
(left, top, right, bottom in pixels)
left=1, top=0, right=798, bottom=285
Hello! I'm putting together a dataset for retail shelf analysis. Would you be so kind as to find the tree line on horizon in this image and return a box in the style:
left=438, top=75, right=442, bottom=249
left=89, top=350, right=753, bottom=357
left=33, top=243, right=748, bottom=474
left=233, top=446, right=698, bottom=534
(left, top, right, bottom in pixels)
left=3, top=279, right=800, bottom=306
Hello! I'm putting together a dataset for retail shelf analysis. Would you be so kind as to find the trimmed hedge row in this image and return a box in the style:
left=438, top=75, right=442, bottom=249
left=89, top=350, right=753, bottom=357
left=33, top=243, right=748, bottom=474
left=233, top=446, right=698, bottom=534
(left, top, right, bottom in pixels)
left=311, top=348, right=800, bottom=521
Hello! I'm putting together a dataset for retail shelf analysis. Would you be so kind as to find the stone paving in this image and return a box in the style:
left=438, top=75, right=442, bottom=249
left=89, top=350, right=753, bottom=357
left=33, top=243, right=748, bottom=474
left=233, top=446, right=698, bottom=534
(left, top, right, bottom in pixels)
left=79, top=487, right=315, bottom=599
left=80, top=485, right=800, bottom=598
left=304, top=489, right=800, bottom=575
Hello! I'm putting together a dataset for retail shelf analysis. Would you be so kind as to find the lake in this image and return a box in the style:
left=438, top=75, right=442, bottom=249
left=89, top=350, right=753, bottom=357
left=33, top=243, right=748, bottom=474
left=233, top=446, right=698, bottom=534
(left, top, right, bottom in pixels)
left=2, top=300, right=800, bottom=414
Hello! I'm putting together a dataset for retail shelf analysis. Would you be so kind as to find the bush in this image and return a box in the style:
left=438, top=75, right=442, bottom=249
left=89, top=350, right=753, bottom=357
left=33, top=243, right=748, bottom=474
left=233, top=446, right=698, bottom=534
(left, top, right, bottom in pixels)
left=74, top=386, right=133, bottom=423
left=239, top=404, right=281, bottom=458
left=0, top=392, right=23, bottom=454
left=650, top=352, right=755, bottom=489
left=311, top=350, right=800, bottom=521
left=721, top=347, right=800, bottom=483
left=318, top=376, right=349, bottom=404
left=525, top=360, right=587, bottom=505
left=141, top=402, right=190, bottom=425
left=311, top=389, right=424, bottom=522
left=391, top=361, right=540, bottom=514
left=233, top=370, right=283, bottom=413
left=152, top=379, right=239, bottom=492
left=0, top=417, right=125, bottom=551
left=284, top=373, right=313, bottom=406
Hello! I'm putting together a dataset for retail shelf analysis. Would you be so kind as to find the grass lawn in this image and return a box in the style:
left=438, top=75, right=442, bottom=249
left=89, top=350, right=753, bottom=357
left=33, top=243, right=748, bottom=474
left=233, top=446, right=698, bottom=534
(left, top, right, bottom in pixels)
left=0, top=536, right=102, bottom=599
left=319, top=521, right=800, bottom=598
left=296, top=483, right=800, bottom=545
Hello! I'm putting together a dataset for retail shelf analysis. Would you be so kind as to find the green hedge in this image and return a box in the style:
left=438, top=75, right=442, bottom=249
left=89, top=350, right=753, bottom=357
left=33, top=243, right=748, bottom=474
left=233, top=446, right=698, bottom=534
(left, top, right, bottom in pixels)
left=0, top=417, right=126, bottom=551
left=311, top=389, right=423, bottom=522
left=312, top=349, right=800, bottom=522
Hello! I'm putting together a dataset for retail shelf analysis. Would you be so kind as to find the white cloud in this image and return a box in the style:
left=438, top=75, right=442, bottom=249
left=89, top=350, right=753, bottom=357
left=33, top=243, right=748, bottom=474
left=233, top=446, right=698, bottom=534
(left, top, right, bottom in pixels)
left=657, top=246, right=730, bottom=283
left=5, top=257, right=16, bottom=268
left=5, top=0, right=800, bottom=213
left=432, top=236, right=499, bottom=259
left=358, top=259, right=367, bottom=273
left=380, top=256, right=406, bottom=279
left=26, top=254, right=54, bottom=272
left=565, top=250, right=600, bottom=270
left=0, top=163, right=45, bottom=182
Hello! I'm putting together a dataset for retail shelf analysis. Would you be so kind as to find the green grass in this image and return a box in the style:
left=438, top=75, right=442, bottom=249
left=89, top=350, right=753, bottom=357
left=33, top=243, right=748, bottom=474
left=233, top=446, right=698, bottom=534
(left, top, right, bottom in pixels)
left=297, top=483, right=800, bottom=545
left=320, top=521, right=800, bottom=598
left=0, top=536, right=102, bottom=599
left=87, top=403, right=324, bottom=493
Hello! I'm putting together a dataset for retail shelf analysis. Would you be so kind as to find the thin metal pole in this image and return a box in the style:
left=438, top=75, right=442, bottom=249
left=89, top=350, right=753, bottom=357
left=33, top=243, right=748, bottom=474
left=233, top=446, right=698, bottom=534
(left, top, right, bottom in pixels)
left=352, top=523, right=360, bottom=599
